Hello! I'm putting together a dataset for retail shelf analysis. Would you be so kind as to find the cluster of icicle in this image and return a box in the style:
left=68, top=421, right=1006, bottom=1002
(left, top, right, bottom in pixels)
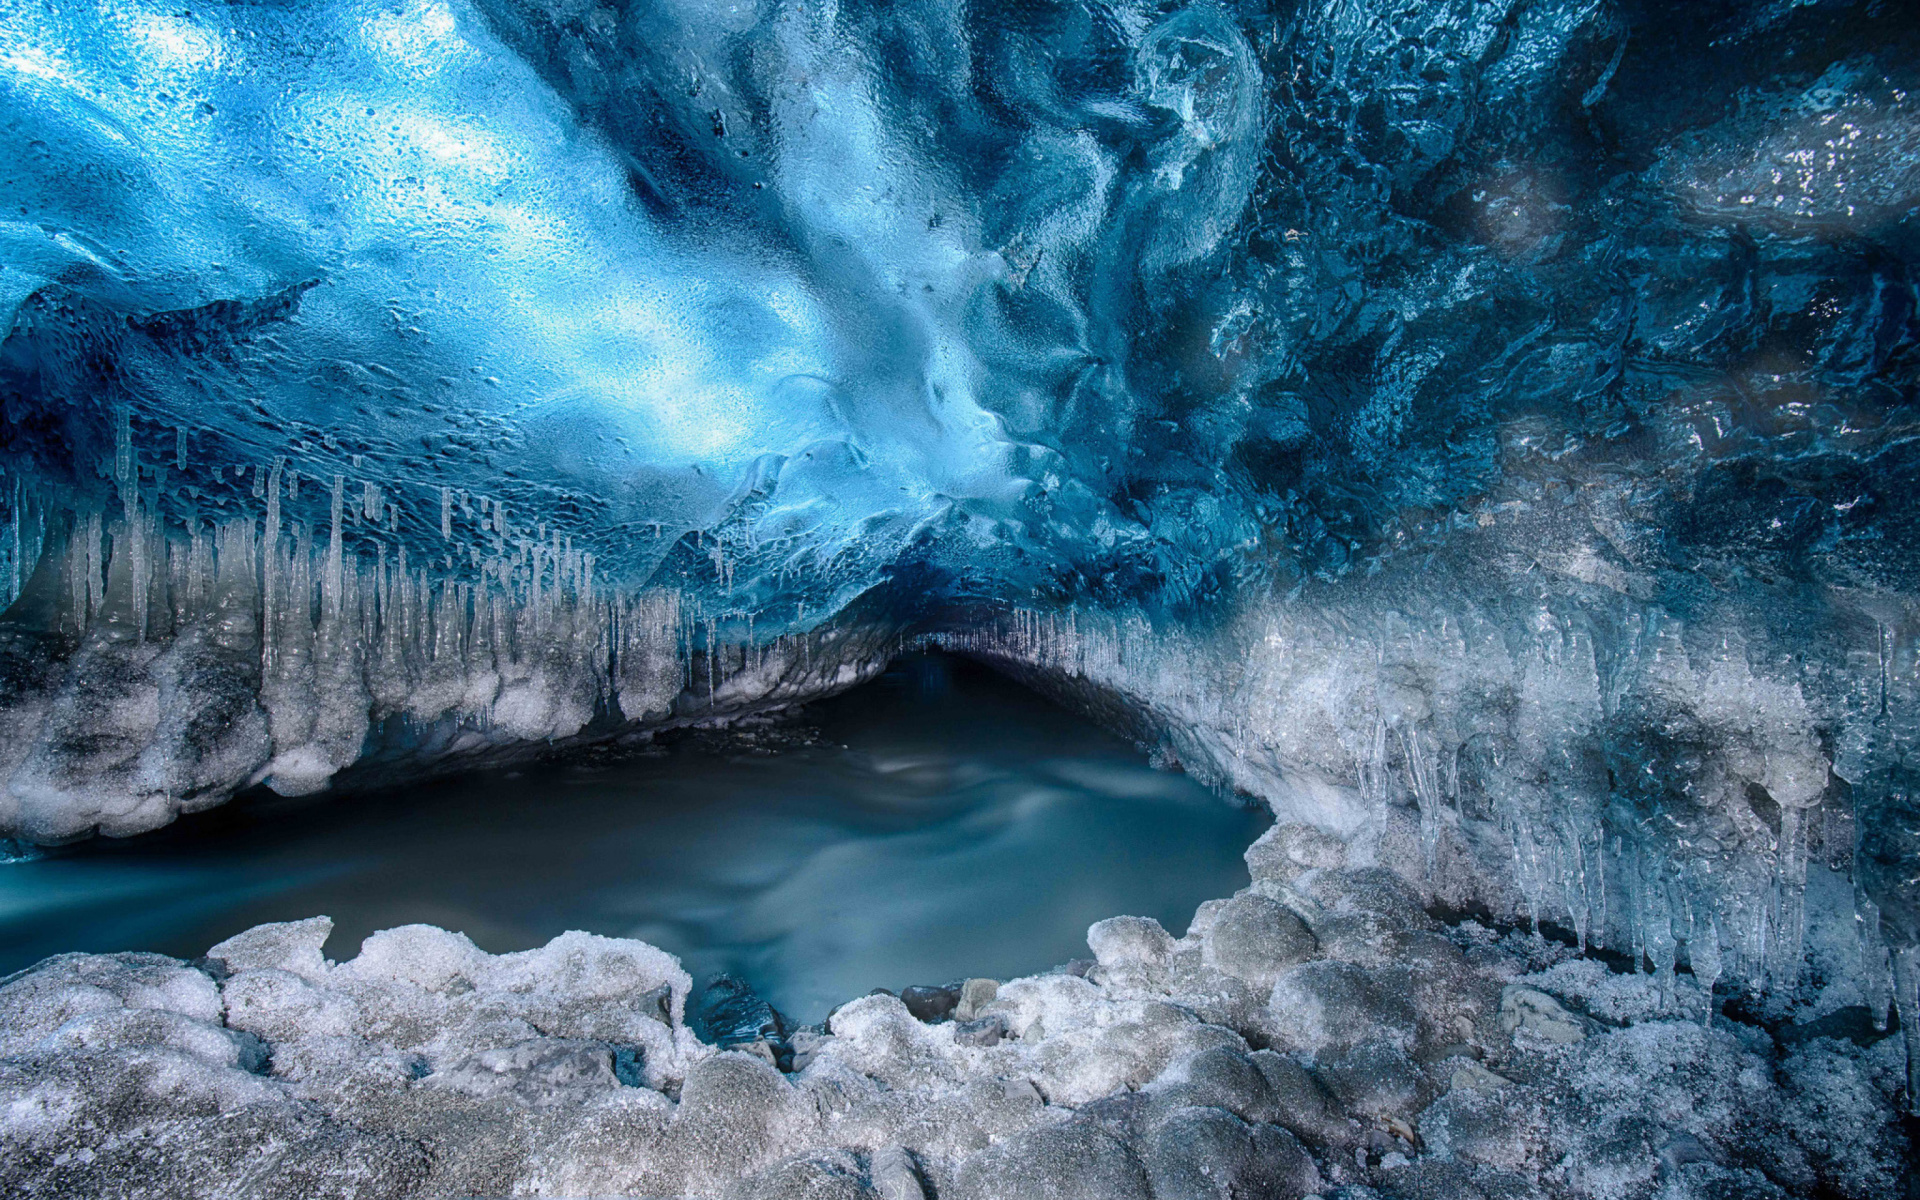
left=0, top=417, right=894, bottom=843
left=938, top=599, right=1918, bottom=1105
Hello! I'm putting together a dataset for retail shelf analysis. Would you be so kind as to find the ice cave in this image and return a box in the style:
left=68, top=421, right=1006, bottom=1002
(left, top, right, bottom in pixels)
left=1, top=0, right=1917, bottom=1195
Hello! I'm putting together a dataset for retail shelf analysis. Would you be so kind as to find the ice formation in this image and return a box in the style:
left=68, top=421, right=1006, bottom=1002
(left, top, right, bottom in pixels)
left=2, top=0, right=1919, bottom=1186
left=1, top=831, right=1911, bottom=1198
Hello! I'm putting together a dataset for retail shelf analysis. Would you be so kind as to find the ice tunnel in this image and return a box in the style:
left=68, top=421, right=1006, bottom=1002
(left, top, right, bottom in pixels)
left=1, top=0, right=1918, bottom=1195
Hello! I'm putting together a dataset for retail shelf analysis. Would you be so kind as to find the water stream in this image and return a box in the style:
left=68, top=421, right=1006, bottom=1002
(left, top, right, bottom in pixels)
left=0, top=654, right=1269, bottom=1021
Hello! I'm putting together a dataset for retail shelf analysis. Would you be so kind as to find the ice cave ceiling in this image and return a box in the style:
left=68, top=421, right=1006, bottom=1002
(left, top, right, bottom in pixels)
left=2, top=0, right=1920, bottom=1090
left=11, top=0, right=1909, bottom=617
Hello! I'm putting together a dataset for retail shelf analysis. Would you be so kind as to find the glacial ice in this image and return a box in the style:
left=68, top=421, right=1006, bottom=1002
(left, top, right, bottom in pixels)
left=1, top=0, right=1919, bottom=1150
left=1, top=832, right=1911, bottom=1198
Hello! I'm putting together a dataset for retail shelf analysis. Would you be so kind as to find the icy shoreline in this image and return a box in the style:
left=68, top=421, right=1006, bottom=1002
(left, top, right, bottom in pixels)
left=2, top=821, right=1908, bottom=1199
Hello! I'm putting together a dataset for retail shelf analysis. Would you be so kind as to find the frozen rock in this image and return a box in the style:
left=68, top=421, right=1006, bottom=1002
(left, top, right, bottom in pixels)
left=869, top=1145, right=927, bottom=1200
left=1269, top=961, right=1419, bottom=1060
left=205, top=917, right=334, bottom=983
left=1244, top=824, right=1348, bottom=888
left=0, top=0, right=1912, bottom=1121
left=725, top=1149, right=877, bottom=1200
left=222, top=967, right=363, bottom=1046
left=1315, top=1040, right=1435, bottom=1124
left=951, top=1015, right=1007, bottom=1048
left=1248, top=1050, right=1365, bottom=1151
left=899, top=985, right=959, bottom=1023
left=36, top=1004, right=268, bottom=1073
left=1, top=909, right=1909, bottom=1197
left=430, top=1037, right=627, bottom=1107
left=954, top=978, right=999, bottom=1022
left=1202, top=894, right=1318, bottom=987
left=949, top=1120, right=1152, bottom=1200
left=1089, top=916, right=1177, bottom=984
left=1498, top=987, right=1586, bottom=1046
left=1445, top=1059, right=1513, bottom=1093
left=1148, top=1044, right=1282, bottom=1125
left=1419, top=1081, right=1548, bottom=1175
left=0, top=951, right=222, bottom=1054
left=1139, top=1104, right=1321, bottom=1200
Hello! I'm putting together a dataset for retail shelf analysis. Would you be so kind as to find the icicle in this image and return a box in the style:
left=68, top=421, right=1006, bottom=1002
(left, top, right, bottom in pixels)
left=1693, top=912, right=1723, bottom=1027
left=1770, top=803, right=1810, bottom=994
left=326, top=475, right=345, bottom=621
left=1402, top=727, right=1443, bottom=878
left=1895, top=946, right=1920, bottom=1114
left=112, top=410, right=149, bottom=641
left=1647, top=871, right=1677, bottom=1012
left=85, top=511, right=104, bottom=628
left=1570, top=824, right=1591, bottom=953
left=441, top=487, right=453, bottom=539
left=1857, top=886, right=1894, bottom=1033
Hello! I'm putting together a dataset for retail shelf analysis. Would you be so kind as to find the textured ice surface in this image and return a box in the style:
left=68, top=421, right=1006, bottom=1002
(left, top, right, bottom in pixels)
left=0, top=829, right=1907, bottom=1198
left=1, top=0, right=1919, bottom=1112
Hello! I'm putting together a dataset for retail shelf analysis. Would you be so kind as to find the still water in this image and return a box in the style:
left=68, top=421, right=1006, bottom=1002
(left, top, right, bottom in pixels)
left=0, top=654, right=1268, bottom=1021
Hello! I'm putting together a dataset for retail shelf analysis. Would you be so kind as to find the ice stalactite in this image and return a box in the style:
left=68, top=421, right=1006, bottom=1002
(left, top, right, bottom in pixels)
left=936, top=590, right=1912, bottom=1047
left=0, top=439, right=902, bottom=841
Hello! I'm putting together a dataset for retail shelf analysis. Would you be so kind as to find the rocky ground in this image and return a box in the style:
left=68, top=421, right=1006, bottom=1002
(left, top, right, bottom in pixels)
left=1, top=822, right=1911, bottom=1200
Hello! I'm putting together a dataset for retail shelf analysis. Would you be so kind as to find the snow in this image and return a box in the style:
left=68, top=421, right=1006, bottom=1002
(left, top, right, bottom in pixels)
left=2, top=826, right=1909, bottom=1196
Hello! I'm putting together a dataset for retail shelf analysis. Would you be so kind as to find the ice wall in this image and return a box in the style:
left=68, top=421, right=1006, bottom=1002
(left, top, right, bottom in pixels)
left=0, top=439, right=907, bottom=840
left=2, top=0, right=1918, bottom=1099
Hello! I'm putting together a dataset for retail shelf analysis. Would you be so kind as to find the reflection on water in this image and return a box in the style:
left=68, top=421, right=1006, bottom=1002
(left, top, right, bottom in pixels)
left=0, top=654, right=1269, bottom=1021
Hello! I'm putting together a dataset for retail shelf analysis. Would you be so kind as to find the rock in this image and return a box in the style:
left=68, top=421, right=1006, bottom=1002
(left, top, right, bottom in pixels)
left=666, top=1052, right=806, bottom=1192
left=38, top=1006, right=269, bottom=1073
left=1296, top=869, right=1439, bottom=964
left=724, top=1149, right=877, bottom=1200
left=870, top=1145, right=926, bottom=1200
left=1419, top=1084, right=1549, bottom=1174
left=205, top=917, right=334, bottom=983
left=1203, top=894, right=1318, bottom=987
left=952, top=1014, right=1007, bottom=1047
left=734, top=1039, right=779, bottom=1069
left=0, top=951, right=224, bottom=1055
left=1315, top=1039, right=1436, bottom=1123
left=1089, top=916, right=1176, bottom=977
left=1244, top=823, right=1348, bottom=886
left=899, top=984, right=958, bottom=1023
left=1373, top=1159, right=1544, bottom=1200
left=789, top=1028, right=832, bottom=1072
left=1498, top=986, right=1585, bottom=1045
left=430, top=1037, right=625, bottom=1107
left=221, top=966, right=361, bottom=1045
left=823, top=994, right=943, bottom=1086
left=693, top=975, right=785, bottom=1046
left=1149, top=1044, right=1279, bottom=1124
left=1139, top=1104, right=1322, bottom=1200
left=333, top=923, right=485, bottom=993
left=949, top=1120, right=1152, bottom=1200
left=1656, top=1132, right=1717, bottom=1181
left=1248, top=1049, right=1363, bottom=1150
left=1447, top=1059, right=1512, bottom=1093
left=1269, top=960, right=1418, bottom=1059
left=954, top=977, right=998, bottom=1021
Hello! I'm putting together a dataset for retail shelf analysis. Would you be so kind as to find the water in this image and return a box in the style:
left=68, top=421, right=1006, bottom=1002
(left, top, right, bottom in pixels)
left=0, top=654, right=1269, bottom=1021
